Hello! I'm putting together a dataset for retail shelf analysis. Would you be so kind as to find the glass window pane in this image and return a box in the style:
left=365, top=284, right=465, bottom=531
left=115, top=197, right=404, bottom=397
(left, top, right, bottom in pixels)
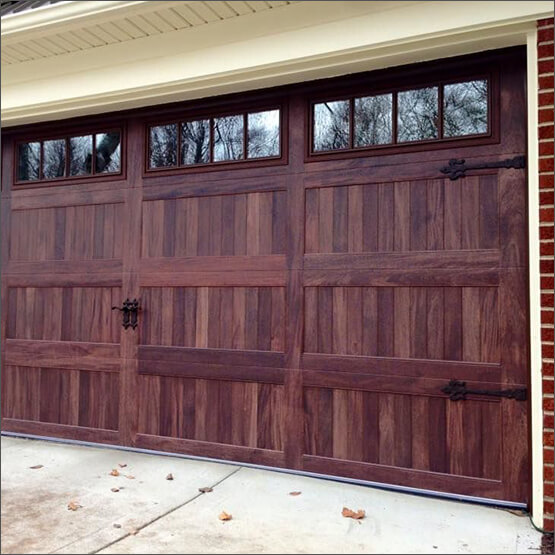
left=69, top=135, right=93, bottom=176
left=213, top=115, right=244, bottom=162
left=149, top=125, right=177, bottom=169
left=42, top=139, right=66, bottom=179
left=443, top=79, right=488, bottom=138
left=181, top=120, right=210, bottom=165
left=354, top=94, right=393, bottom=147
left=17, top=142, right=40, bottom=181
left=313, top=100, right=350, bottom=151
left=95, top=132, right=121, bottom=174
left=397, top=87, right=439, bottom=142
left=247, top=109, right=280, bottom=158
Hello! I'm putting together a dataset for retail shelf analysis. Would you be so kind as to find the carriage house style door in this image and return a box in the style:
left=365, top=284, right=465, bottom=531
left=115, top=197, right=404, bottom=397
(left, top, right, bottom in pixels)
left=1, top=48, right=530, bottom=505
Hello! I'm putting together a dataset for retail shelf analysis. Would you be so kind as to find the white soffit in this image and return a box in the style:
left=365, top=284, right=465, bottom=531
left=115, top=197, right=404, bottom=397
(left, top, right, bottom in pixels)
left=1, top=1, right=553, bottom=126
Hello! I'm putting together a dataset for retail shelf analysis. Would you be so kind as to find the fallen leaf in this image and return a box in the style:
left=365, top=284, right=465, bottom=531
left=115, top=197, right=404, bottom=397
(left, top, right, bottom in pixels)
left=342, top=507, right=365, bottom=520
left=166, top=473, right=173, bottom=481
left=130, top=529, right=139, bottom=536
left=110, top=469, right=120, bottom=477
left=125, top=475, right=135, bottom=480
left=219, top=511, right=232, bottom=521
left=118, top=463, right=127, bottom=468
left=113, top=524, right=122, bottom=529
left=289, top=491, right=302, bottom=496
left=198, top=487, right=213, bottom=494
left=29, top=465, right=44, bottom=470
left=67, top=501, right=82, bottom=511
left=111, top=487, right=120, bottom=493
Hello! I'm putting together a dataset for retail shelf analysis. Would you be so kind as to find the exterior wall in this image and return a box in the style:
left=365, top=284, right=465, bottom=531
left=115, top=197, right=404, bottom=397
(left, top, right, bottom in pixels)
left=538, top=17, right=555, bottom=533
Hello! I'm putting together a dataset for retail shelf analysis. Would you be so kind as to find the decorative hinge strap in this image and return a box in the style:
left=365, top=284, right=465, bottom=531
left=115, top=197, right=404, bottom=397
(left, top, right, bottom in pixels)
left=440, top=155, right=526, bottom=180
left=441, top=380, right=527, bottom=401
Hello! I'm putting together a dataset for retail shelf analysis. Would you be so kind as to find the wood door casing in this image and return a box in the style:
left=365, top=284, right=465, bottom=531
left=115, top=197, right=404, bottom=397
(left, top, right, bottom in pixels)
left=1, top=47, right=529, bottom=504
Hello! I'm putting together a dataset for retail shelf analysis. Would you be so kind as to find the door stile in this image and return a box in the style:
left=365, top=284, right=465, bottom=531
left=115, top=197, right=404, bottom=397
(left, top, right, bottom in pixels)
left=118, top=120, right=144, bottom=446
left=283, top=94, right=306, bottom=470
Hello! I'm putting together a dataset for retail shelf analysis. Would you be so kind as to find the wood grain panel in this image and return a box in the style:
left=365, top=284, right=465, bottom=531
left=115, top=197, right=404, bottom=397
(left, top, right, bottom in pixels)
left=305, top=177, right=499, bottom=254
left=6, top=287, right=121, bottom=343
left=10, top=204, right=123, bottom=261
left=136, top=375, right=284, bottom=451
left=140, top=286, right=285, bottom=351
left=304, top=286, right=500, bottom=362
left=303, top=386, right=501, bottom=480
left=142, top=191, right=286, bottom=258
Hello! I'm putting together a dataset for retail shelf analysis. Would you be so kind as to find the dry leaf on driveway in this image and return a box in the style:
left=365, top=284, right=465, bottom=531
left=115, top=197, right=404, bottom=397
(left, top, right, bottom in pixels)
left=67, top=501, right=82, bottom=511
left=198, top=487, right=213, bottom=493
left=111, top=487, right=120, bottom=493
left=29, top=465, right=43, bottom=470
left=342, top=507, right=365, bottom=519
left=125, top=475, right=135, bottom=480
left=118, top=463, right=127, bottom=468
left=289, top=491, right=302, bottom=496
left=218, top=511, right=232, bottom=521
left=166, top=473, right=174, bottom=481
left=110, top=469, right=120, bottom=477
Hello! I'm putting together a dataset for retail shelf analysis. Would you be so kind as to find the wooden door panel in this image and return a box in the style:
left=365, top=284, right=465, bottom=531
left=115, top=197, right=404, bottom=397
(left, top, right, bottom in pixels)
left=1, top=366, right=120, bottom=431
left=139, top=286, right=285, bottom=351
left=303, top=387, right=501, bottom=480
left=136, top=376, right=285, bottom=450
left=6, top=286, right=121, bottom=343
left=304, top=285, right=499, bottom=362
left=305, top=177, right=499, bottom=254
left=141, top=191, right=286, bottom=258
left=10, top=203, right=124, bottom=261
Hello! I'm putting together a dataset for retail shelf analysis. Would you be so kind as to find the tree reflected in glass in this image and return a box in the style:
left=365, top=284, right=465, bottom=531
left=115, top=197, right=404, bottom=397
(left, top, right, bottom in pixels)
left=248, top=110, right=280, bottom=158
left=213, top=115, right=244, bottom=161
left=313, top=100, right=350, bottom=151
left=444, top=80, right=488, bottom=138
left=397, top=87, right=438, bottom=142
left=181, top=120, right=210, bottom=165
left=354, top=94, right=393, bottom=147
left=149, top=125, right=177, bottom=168
left=17, top=142, right=40, bottom=181
left=43, top=139, right=66, bottom=179
left=69, top=135, right=93, bottom=176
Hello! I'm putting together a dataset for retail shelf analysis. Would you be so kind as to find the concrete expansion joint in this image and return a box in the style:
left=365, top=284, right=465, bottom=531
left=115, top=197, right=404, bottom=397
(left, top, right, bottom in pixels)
left=89, top=465, right=243, bottom=554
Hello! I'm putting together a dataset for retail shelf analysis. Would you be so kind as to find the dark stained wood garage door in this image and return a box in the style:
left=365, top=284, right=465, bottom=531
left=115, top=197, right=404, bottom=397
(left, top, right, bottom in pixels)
left=1, top=48, right=529, bottom=505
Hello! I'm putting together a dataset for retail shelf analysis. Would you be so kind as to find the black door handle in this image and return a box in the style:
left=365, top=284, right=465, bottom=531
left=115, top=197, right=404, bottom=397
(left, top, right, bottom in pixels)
left=112, top=298, right=140, bottom=330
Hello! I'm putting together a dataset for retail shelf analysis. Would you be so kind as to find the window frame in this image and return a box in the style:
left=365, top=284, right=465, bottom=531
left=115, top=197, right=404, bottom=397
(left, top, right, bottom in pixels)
left=13, top=125, right=125, bottom=188
left=306, top=69, right=498, bottom=162
left=144, top=102, right=287, bottom=176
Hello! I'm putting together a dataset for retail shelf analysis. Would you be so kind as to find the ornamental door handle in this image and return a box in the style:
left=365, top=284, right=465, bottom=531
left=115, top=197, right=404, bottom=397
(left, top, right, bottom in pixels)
left=112, top=298, right=140, bottom=330
left=441, top=380, right=527, bottom=401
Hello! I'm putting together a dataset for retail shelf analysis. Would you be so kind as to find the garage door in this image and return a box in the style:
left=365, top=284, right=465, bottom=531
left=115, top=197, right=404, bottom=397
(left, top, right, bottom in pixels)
left=1, top=48, right=529, bottom=505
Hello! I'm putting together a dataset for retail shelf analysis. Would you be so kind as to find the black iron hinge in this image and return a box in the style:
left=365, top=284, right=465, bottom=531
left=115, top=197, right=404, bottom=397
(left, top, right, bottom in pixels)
left=441, top=380, right=527, bottom=401
left=440, top=155, right=526, bottom=181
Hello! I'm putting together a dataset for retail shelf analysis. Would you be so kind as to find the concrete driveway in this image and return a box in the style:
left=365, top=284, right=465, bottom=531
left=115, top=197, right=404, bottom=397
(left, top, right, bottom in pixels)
left=0, top=436, right=542, bottom=554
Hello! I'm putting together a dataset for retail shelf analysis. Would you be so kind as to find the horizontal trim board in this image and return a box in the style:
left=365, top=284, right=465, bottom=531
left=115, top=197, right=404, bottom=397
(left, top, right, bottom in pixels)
left=303, top=250, right=501, bottom=271
left=4, top=339, right=120, bottom=372
left=135, top=433, right=286, bottom=468
left=301, top=353, right=502, bottom=382
left=3, top=273, right=123, bottom=287
left=303, top=269, right=500, bottom=287
left=0, top=432, right=527, bottom=510
left=5, top=259, right=123, bottom=275
left=138, top=359, right=285, bottom=384
left=139, top=345, right=284, bottom=367
left=139, top=255, right=286, bottom=274
left=139, top=271, right=286, bottom=287
left=1, top=420, right=120, bottom=443
left=302, top=455, right=505, bottom=500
